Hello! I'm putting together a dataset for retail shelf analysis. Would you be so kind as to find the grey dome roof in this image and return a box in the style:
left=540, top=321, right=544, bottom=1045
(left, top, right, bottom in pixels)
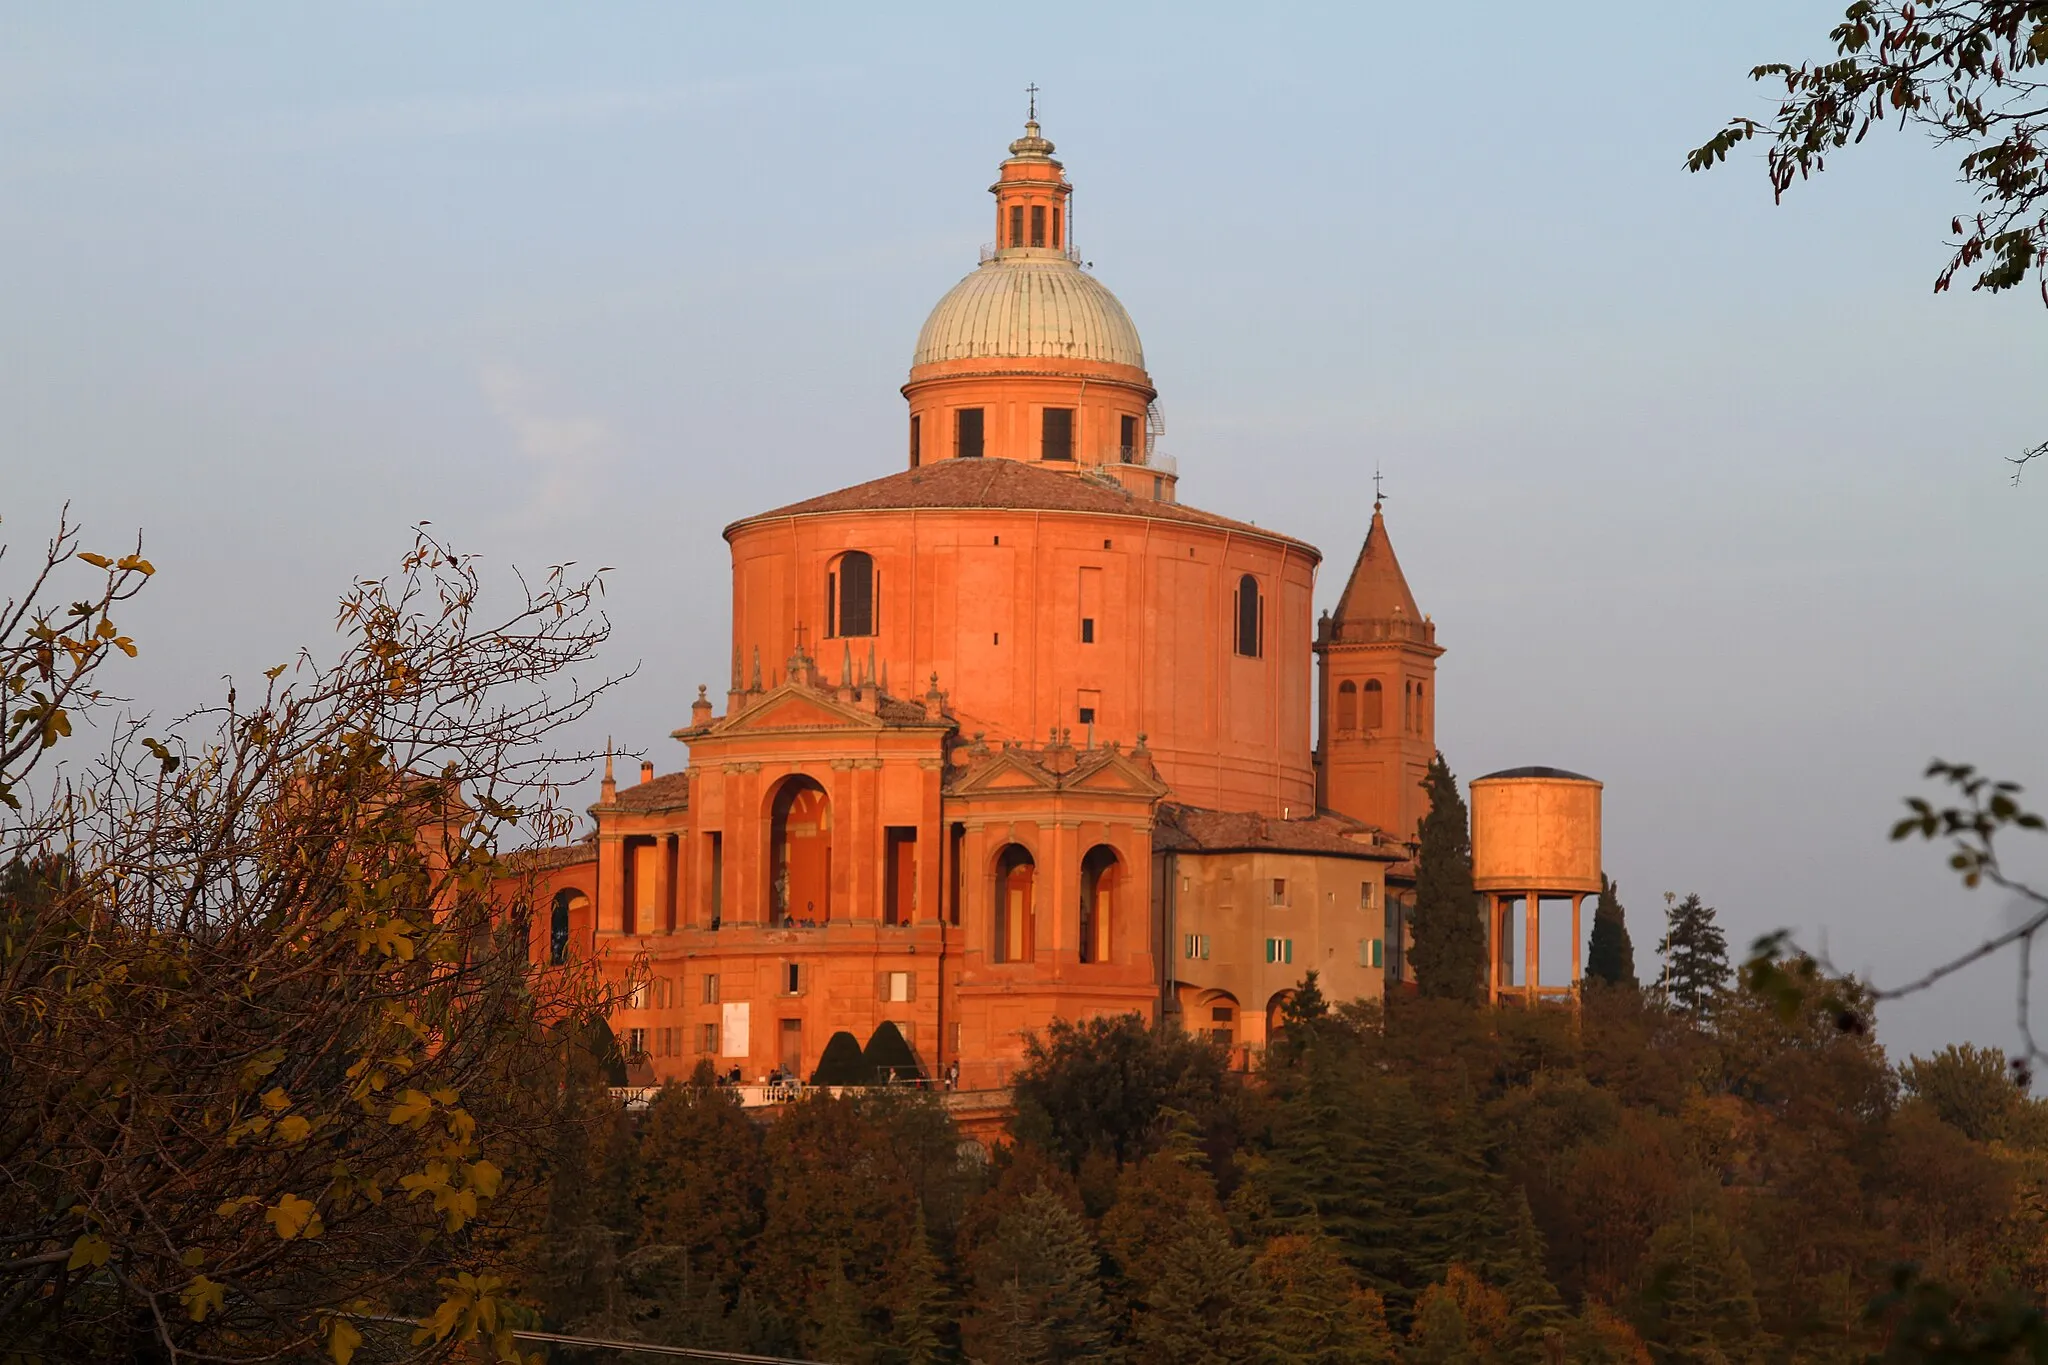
left=913, top=256, right=1145, bottom=370
left=1476, top=766, right=1599, bottom=783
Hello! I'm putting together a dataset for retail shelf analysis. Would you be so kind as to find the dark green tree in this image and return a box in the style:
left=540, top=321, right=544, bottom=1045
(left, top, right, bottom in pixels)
left=1635, top=1213, right=1762, bottom=1364
left=1585, top=875, right=1637, bottom=989
left=633, top=1079, right=767, bottom=1297
left=1127, top=1214, right=1266, bottom=1365
left=1256, top=1232, right=1397, bottom=1364
left=864, top=1019, right=926, bottom=1084
left=881, top=1206, right=953, bottom=1365
left=1656, top=894, right=1730, bottom=1019
left=813, top=1029, right=871, bottom=1085
left=1010, top=1011, right=1242, bottom=1171
left=964, top=1185, right=1118, bottom=1365
left=1409, top=753, right=1484, bottom=1002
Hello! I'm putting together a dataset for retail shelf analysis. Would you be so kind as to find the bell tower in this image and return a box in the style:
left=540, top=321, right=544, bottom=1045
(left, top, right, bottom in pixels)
left=1315, top=494, right=1443, bottom=842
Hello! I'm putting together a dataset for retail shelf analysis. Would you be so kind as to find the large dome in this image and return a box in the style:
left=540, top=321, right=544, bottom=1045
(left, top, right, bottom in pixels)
left=912, top=256, right=1145, bottom=370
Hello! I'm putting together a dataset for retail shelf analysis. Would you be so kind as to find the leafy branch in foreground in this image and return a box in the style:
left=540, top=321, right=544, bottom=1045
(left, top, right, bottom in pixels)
left=1744, top=759, right=2048, bottom=1065
left=1688, top=2, right=2048, bottom=480
left=0, top=523, right=624, bottom=1363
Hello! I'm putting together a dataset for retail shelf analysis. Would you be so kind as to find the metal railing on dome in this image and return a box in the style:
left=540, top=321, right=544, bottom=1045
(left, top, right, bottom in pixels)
left=979, top=242, right=1086, bottom=265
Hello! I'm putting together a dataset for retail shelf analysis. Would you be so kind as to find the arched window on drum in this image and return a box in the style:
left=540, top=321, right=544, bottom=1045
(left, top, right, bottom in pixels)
left=1233, top=573, right=1263, bottom=658
left=1336, top=680, right=1358, bottom=732
left=1362, top=679, right=1384, bottom=729
left=827, top=551, right=876, bottom=639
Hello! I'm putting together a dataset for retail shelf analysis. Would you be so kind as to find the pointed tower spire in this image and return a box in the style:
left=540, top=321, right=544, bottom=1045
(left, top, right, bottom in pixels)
left=601, top=741, right=617, bottom=804
left=1315, top=490, right=1443, bottom=842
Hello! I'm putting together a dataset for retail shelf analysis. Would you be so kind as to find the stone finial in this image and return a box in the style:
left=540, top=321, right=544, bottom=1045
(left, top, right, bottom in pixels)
left=750, top=647, right=763, bottom=691
left=601, top=742, right=617, bottom=803
left=841, top=642, right=853, bottom=687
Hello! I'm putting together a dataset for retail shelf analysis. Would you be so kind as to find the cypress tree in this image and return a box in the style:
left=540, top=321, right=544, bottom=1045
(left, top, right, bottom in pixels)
left=813, top=1029, right=871, bottom=1085
left=1409, top=753, right=1484, bottom=1002
left=1656, top=893, right=1730, bottom=1020
left=881, top=1206, right=952, bottom=1365
left=863, top=1019, right=925, bottom=1084
left=1585, top=875, right=1637, bottom=989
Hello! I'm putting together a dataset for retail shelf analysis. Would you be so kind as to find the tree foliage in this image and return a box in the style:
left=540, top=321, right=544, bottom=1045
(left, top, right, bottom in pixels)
left=1657, top=893, right=1730, bottom=1019
left=1409, top=752, right=1484, bottom=1002
left=0, top=522, right=618, bottom=1362
left=1586, top=875, right=1638, bottom=989
left=1010, top=1011, right=1244, bottom=1173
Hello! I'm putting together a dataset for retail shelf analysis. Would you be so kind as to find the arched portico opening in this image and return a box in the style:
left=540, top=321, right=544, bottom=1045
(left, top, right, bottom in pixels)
left=992, top=844, right=1035, bottom=964
left=1197, top=989, right=1240, bottom=1050
left=769, top=776, right=832, bottom=924
left=1265, top=989, right=1294, bottom=1043
left=1078, top=845, right=1118, bottom=964
left=548, top=889, right=588, bottom=965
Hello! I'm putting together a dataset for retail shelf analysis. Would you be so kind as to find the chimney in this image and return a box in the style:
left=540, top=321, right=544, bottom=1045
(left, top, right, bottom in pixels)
left=639, top=760, right=655, bottom=786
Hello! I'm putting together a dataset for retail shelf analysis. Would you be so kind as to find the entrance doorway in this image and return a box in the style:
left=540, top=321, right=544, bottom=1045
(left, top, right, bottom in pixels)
left=779, top=1018, right=803, bottom=1076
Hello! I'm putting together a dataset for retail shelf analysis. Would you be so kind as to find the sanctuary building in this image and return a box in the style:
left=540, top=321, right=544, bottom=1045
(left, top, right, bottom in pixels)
left=513, top=117, right=1531, bottom=1089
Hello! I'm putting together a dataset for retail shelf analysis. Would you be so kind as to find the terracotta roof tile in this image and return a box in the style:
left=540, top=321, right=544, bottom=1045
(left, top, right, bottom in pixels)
left=726, top=459, right=1318, bottom=556
left=605, top=772, right=692, bottom=813
left=1153, top=803, right=1402, bottom=861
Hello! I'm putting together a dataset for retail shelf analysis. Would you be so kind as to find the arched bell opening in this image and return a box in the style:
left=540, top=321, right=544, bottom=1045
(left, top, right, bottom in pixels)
left=768, top=776, right=832, bottom=925
left=548, top=889, right=589, bottom=965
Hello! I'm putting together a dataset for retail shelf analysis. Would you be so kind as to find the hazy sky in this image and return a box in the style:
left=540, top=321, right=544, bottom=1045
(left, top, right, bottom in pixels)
left=4, top=3, right=2043, bottom=1059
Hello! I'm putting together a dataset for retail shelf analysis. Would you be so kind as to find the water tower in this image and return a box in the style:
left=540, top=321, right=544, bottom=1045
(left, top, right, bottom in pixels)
left=1468, top=767, right=1602, bottom=1003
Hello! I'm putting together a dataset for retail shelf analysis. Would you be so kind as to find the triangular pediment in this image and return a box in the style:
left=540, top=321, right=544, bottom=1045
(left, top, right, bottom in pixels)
left=716, top=685, right=883, bottom=736
left=1066, top=750, right=1171, bottom=799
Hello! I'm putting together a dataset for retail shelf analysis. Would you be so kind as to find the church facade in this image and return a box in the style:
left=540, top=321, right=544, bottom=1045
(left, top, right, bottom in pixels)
left=514, top=117, right=1445, bottom=1088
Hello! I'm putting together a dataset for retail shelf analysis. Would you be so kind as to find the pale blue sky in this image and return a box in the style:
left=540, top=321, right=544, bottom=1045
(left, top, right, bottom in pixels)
left=3, top=3, right=2042, bottom=1058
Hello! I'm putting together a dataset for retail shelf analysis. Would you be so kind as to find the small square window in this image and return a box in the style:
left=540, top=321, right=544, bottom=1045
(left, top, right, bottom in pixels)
left=1078, top=706, right=1096, bottom=725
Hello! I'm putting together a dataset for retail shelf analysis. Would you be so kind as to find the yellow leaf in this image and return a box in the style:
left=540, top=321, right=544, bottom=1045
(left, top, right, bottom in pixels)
left=115, top=636, right=137, bottom=657
left=265, top=663, right=288, bottom=681
left=116, top=554, right=155, bottom=575
left=388, top=1089, right=433, bottom=1127
left=181, top=1248, right=205, bottom=1268
left=77, top=552, right=113, bottom=569
left=429, top=1087, right=459, bottom=1106
left=181, top=1274, right=225, bottom=1322
left=328, top=1318, right=364, bottom=1365
left=67, top=1233, right=111, bottom=1271
left=465, top=1160, right=503, bottom=1198
left=260, top=1087, right=291, bottom=1112
left=275, top=1115, right=312, bottom=1143
left=217, top=1195, right=259, bottom=1218
left=265, top=1193, right=316, bottom=1240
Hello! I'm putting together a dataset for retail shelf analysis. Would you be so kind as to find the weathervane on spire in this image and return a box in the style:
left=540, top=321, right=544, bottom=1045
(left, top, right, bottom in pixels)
left=1026, top=83, right=1039, bottom=121
left=1373, top=465, right=1387, bottom=510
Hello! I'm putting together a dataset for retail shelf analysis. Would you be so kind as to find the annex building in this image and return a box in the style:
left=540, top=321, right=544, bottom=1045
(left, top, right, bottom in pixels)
left=512, top=116, right=1599, bottom=1088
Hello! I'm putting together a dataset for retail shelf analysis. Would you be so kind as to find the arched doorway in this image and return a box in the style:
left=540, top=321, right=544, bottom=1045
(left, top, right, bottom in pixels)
left=1078, top=845, right=1118, bottom=964
left=1265, top=989, right=1294, bottom=1043
left=992, top=844, right=1034, bottom=964
left=1198, top=990, right=1240, bottom=1050
left=770, top=776, right=832, bottom=924
left=548, top=889, right=588, bottom=965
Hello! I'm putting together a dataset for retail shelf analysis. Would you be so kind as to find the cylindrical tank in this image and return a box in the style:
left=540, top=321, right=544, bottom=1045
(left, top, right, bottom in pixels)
left=1469, top=767, right=1602, bottom=894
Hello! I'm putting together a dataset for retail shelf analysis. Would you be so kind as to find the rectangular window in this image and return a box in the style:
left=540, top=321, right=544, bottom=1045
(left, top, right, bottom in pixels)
left=1078, top=688, right=1100, bottom=728
left=627, top=979, right=648, bottom=1009
left=1120, top=413, right=1138, bottom=461
left=1270, top=878, right=1289, bottom=908
left=1080, top=618, right=1094, bottom=643
left=1183, top=933, right=1210, bottom=960
left=948, top=1021, right=962, bottom=1055
left=884, top=970, right=914, bottom=1003
left=627, top=1026, right=648, bottom=1057
left=1052, top=206, right=1063, bottom=248
left=1041, top=406, right=1073, bottom=460
left=909, top=414, right=921, bottom=468
left=884, top=826, right=917, bottom=926
left=1010, top=204, right=1025, bottom=248
left=1030, top=204, right=1046, bottom=247
left=1078, top=566, right=1101, bottom=642
left=701, top=972, right=720, bottom=1005
left=948, top=822, right=965, bottom=927
left=699, top=1022, right=720, bottom=1054
left=956, top=408, right=984, bottom=459
left=1265, top=938, right=1293, bottom=965
left=783, top=963, right=802, bottom=995
left=1211, top=1005, right=1234, bottom=1023
left=1360, top=880, right=1374, bottom=911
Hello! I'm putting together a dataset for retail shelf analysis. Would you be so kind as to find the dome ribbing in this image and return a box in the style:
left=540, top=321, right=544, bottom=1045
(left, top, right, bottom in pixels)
left=912, top=257, right=1145, bottom=370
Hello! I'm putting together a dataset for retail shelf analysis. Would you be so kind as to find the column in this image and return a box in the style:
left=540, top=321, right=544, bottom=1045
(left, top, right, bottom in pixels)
left=1571, top=893, right=1584, bottom=995
left=1487, top=895, right=1500, bottom=1003
left=1525, top=890, right=1540, bottom=1003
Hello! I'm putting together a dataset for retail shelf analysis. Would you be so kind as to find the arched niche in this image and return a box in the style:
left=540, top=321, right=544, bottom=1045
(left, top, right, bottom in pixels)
left=548, top=888, right=589, bottom=965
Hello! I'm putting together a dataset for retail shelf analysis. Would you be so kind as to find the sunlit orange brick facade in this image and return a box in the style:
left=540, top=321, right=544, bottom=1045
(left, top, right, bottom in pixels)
left=506, top=117, right=1460, bottom=1087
